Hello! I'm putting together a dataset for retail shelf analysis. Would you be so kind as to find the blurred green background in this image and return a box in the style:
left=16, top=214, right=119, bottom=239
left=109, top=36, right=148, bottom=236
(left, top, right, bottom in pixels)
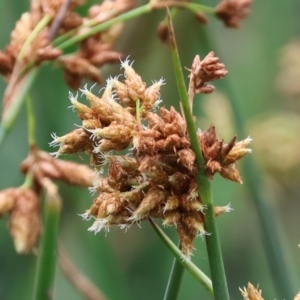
left=1, top=0, right=300, bottom=299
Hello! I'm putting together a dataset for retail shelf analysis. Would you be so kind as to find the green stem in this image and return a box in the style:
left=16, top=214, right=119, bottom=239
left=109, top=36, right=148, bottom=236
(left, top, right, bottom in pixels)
left=26, top=95, right=36, bottom=147
left=21, top=171, right=33, bottom=189
left=33, top=180, right=62, bottom=300
left=163, top=243, right=185, bottom=300
left=167, top=12, right=229, bottom=299
left=150, top=219, right=213, bottom=296
left=199, top=26, right=298, bottom=299
left=0, top=68, right=39, bottom=149
left=55, top=4, right=153, bottom=50
left=53, top=2, right=214, bottom=49
left=18, top=15, right=52, bottom=61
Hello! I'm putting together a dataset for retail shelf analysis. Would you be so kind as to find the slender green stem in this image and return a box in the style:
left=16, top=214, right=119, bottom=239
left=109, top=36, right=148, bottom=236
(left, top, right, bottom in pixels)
left=18, top=15, right=52, bottom=61
left=53, top=2, right=214, bottom=49
left=26, top=95, right=36, bottom=147
left=163, top=243, right=185, bottom=300
left=21, top=171, right=33, bottom=189
left=0, top=68, right=39, bottom=149
left=153, top=2, right=214, bottom=14
left=167, top=12, right=229, bottom=299
left=198, top=26, right=298, bottom=299
left=33, top=179, right=62, bottom=300
left=149, top=219, right=213, bottom=296
left=55, top=4, right=153, bottom=50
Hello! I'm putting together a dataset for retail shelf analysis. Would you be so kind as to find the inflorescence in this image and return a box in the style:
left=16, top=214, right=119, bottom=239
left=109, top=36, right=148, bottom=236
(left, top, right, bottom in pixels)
left=50, top=57, right=251, bottom=258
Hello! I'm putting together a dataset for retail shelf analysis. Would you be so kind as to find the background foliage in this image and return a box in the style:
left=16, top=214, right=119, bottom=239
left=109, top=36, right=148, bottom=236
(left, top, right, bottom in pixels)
left=0, top=0, right=300, bottom=299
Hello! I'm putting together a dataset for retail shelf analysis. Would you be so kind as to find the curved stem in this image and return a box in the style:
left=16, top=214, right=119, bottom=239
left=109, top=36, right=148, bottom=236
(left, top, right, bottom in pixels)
left=149, top=219, right=213, bottom=296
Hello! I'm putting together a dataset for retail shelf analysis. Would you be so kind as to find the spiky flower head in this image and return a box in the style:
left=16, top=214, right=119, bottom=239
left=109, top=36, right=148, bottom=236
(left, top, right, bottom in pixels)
left=50, top=58, right=251, bottom=258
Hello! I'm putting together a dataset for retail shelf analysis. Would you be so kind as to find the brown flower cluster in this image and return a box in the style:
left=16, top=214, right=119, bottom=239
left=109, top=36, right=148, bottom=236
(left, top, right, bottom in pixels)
left=0, top=146, right=95, bottom=254
left=0, top=0, right=135, bottom=89
left=0, top=187, right=40, bottom=254
left=215, top=0, right=253, bottom=28
left=50, top=58, right=251, bottom=258
left=189, top=52, right=228, bottom=94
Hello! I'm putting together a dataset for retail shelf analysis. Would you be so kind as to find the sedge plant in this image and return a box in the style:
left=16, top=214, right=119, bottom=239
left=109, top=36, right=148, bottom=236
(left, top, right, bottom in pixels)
left=0, top=0, right=298, bottom=299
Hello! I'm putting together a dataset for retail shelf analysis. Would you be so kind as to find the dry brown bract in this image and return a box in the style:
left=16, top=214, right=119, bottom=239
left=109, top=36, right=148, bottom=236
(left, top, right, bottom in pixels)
left=50, top=58, right=251, bottom=258
left=215, top=0, right=253, bottom=28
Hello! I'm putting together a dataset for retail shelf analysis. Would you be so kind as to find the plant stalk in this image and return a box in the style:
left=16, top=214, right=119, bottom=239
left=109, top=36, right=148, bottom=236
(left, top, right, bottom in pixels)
left=163, top=243, right=185, bottom=300
left=0, top=68, right=39, bottom=149
left=198, top=25, right=298, bottom=299
left=150, top=219, right=213, bottom=296
left=32, top=179, right=62, bottom=300
left=167, top=10, right=229, bottom=299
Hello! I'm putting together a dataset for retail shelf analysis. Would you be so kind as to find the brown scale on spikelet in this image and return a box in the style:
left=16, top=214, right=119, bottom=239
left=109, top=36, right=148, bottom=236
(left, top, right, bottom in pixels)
left=50, top=58, right=251, bottom=259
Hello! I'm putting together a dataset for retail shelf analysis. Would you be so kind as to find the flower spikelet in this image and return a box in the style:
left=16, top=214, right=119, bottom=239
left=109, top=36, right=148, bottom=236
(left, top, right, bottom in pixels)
left=0, top=188, right=41, bottom=254
left=240, top=282, right=264, bottom=300
left=215, top=0, right=253, bottom=28
left=198, top=125, right=252, bottom=183
left=190, top=53, right=228, bottom=94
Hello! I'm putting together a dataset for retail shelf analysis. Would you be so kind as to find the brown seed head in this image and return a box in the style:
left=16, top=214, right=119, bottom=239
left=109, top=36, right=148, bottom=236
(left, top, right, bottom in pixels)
left=131, top=187, right=167, bottom=221
left=20, top=149, right=95, bottom=188
left=177, top=222, right=196, bottom=259
left=240, top=282, right=264, bottom=300
left=9, top=188, right=40, bottom=253
left=190, top=53, right=228, bottom=94
left=222, top=136, right=252, bottom=164
left=198, top=125, right=251, bottom=183
left=142, top=79, right=164, bottom=111
left=121, top=58, right=146, bottom=101
left=50, top=128, right=93, bottom=157
left=61, top=57, right=102, bottom=88
left=215, top=0, right=253, bottom=28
